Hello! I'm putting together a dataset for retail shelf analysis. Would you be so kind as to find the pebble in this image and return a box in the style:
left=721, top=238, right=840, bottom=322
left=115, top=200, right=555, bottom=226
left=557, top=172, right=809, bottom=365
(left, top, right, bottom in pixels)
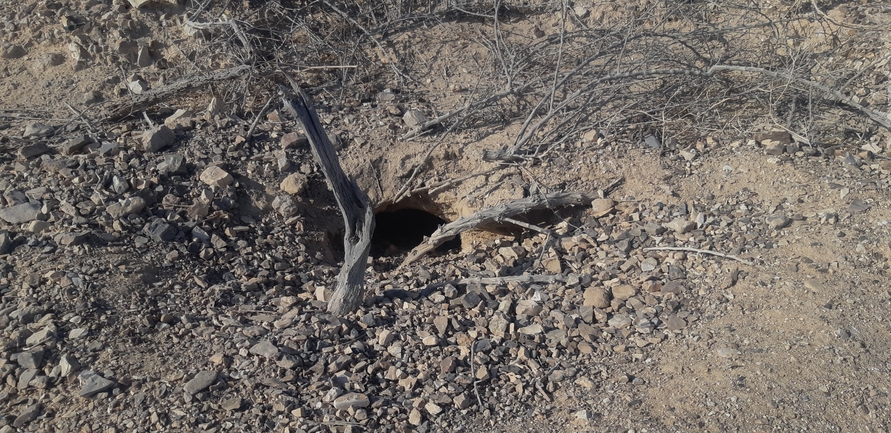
left=591, top=198, right=615, bottom=217
left=78, top=370, right=116, bottom=397
left=664, top=218, right=696, bottom=234
left=280, top=173, right=308, bottom=195
left=200, top=166, right=234, bottom=188
left=249, top=340, right=280, bottom=360
left=142, top=125, right=176, bottom=152
left=107, top=196, right=146, bottom=218
left=19, top=142, right=51, bottom=159
left=765, top=214, right=791, bottom=230
left=333, top=393, right=370, bottom=410
left=145, top=219, right=177, bottom=242
left=184, top=371, right=218, bottom=395
left=583, top=287, right=611, bottom=308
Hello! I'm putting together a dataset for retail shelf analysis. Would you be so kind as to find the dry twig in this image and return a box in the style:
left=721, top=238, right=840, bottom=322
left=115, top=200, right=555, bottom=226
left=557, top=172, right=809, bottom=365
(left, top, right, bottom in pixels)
left=643, top=246, right=755, bottom=266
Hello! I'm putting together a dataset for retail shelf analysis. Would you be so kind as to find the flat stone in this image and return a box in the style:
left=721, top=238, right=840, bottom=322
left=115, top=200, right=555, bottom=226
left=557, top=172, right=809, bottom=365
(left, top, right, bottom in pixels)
left=145, top=219, right=176, bottom=242
left=26, top=328, right=55, bottom=346
left=333, top=393, right=370, bottom=410
left=433, top=315, right=449, bottom=335
left=249, top=340, right=279, bottom=360
left=158, top=154, right=187, bottom=175
left=765, top=214, right=791, bottom=230
left=754, top=131, right=793, bottom=144
left=19, top=142, right=51, bottom=159
left=515, top=299, right=542, bottom=316
left=409, top=408, right=423, bottom=425
left=488, top=313, right=509, bottom=338
left=221, top=396, right=242, bottom=410
left=142, top=125, right=176, bottom=152
left=184, top=371, right=218, bottom=395
left=1, top=45, right=27, bottom=59
left=424, top=402, right=443, bottom=415
left=664, top=218, right=696, bottom=234
left=611, top=284, right=636, bottom=300
left=518, top=323, right=544, bottom=335
left=78, top=370, right=116, bottom=397
left=607, top=314, right=633, bottom=328
left=61, top=135, right=93, bottom=155
left=280, top=132, right=308, bottom=149
left=107, top=196, right=146, bottom=219
left=665, top=315, right=686, bottom=331
left=12, top=403, right=41, bottom=428
left=55, top=232, right=89, bottom=246
left=591, top=198, right=615, bottom=217
left=200, top=166, right=234, bottom=188
left=164, top=109, right=193, bottom=131
left=23, top=123, right=54, bottom=138
left=402, top=109, right=429, bottom=128
left=280, top=173, right=308, bottom=195
left=583, top=287, right=610, bottom=309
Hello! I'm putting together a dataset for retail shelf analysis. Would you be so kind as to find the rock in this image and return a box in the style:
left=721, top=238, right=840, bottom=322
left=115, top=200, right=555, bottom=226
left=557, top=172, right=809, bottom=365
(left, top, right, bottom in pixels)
left=55, top=232, right=89, bottom=246
left=518, top=324, right=544, bottom=335
left=184, top=371, right=218, bottom=395
left=280, top=173, right=308, bottom=195
left=145, top=219, right=177, bottom=242
left=765, top=214, right=791, bottom=230
left=19, top=142, right=51, bottom=159
left=1, top=45, right=27, bottom=59
left=136, top=45, right=153, bottom=67
left=433, top=315, right=449, bottom=335
left=515, top=299, right=542, bottom=316
left=607, top=314, right=633, bottom=328
left=0, top=202, right=43, bottom=224
left=665, top=315, right=686, bottom=331
left=61, top=135, right=93, bottom=155
left=128, top=77, right=149, bottom=94
left=664, top=218, right=696, bottom=234
left=60, top=354, right=81, bottom=377
left=272, top=196, right=299, bottom=218
left=591, top=198, right=615, bottom=217
left=488, top=313, right=509, bottom=338
left=164, top=109, right=193, bottom=131
left=107, top=196, right=146, bottom=218
left=280, top=132, right=308, bottom=149
left=408, top=408, right=423, bottom=426
left=83, top=90, right=103, bottom=105
left=763, top=140, right=786, bottom=155
left=112, top=175, right=130, bottom=194
left=199, top=166, right=234, bottom=188
left=158, top=154, right=187, bottom=175
left=425, top=402, right=443, bottom=415
left=754, top=131, right=793, bottom=145
left=249, top=340, right=279, bottom=360
left=68, top=42, right=88, bottom=62
left=541, top=256, right=562, bottom=273
left=208, top=96, right=225, bottom=115
left=221, top=396, right=242, bottom=410
left=0, top=231, right=11, bottom=254
left=333, top=393, right=370, bottom=410
left=12, top=403, right=42, bottom=428
left=78, top=370, right=116, bottom=397
left=640, top=257, right=658, bottom=272
left=402, top=109, right=429, bottom=128
left=583, top=287, right=610, bottom=309
left=611, top=284, right=636, bottom=300
left=23, top=123, right=55, bottom=138
left=142, top=125, right=176, bottom=152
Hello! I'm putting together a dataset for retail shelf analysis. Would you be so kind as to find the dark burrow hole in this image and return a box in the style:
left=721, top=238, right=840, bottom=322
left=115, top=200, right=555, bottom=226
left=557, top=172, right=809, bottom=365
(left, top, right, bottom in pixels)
left=371, top=208, right=461, bottom=257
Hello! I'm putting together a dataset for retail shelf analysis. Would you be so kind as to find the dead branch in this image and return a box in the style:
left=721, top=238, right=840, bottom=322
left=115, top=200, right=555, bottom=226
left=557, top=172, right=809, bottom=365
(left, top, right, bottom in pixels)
left=400, top=192, right=594, bottom=268
left=280, top=73, right=374, bottom=316
left=643, top=246, right=755, bottom=267
left=105, top=64, right=253, bottom=120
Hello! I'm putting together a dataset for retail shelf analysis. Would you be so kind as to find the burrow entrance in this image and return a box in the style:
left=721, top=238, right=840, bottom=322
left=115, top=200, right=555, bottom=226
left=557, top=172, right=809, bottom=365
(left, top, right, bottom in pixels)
left=371, top=205, right=461, bottom=258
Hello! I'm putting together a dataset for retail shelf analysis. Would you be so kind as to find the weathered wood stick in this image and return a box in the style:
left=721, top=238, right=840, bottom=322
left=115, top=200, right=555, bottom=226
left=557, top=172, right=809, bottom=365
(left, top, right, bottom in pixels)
left=399, top=192, right=594, bottom=268
left=280, top=74, right=374, bottom=316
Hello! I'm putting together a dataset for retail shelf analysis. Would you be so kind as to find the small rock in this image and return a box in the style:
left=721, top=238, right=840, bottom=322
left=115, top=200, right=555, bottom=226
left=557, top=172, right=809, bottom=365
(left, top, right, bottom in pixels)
left=12, top=403, right=42, bottom=428
left=424, top=402, right=443, bottom=415
left=145, top=219, right=177, bottom=242
left=158, top=154, right=187, bottom=175
left=128, top=77, right=149, bottom=94
left=280, top=132, right=308, bottom=149
left=0, top=203, right=44, bottom=224
left=184, top=371, right=218, bottom=395
left=665, top=315, right=686, bottom=331
left=1, top=45, right=27, bottom=59
left=0, top=231, right=11, bottom=254
left=60, top=354, right=81, bottom=377
left=249, top=340, right=279, bottom=360
left=141, top=125, right=176, bottom=152
left=23, top=123, right=55, bottom=138
left=765, top=214, right=791, bottom=230
left=518, top=323, right=544, bottom=335
left=763, top=140, right=786, bottom=155
left=136, top=45, right=153, bottom=67
left=402, top=109, right=428, bottom=128
left=408, top=408, right=423, bottom=426
left=164, top=109, right=193, bottom=131
left=19, top=142, right=51, bottom=159
left=607, top=314, right=633, bottom=328
left=515, top=299, right=542, bottom=316
left=61, top=135, right=93, bottom=155
left=107, top=196, right=146, bottom=219
left=221, top=396, right=242, bottom=410
left=78, top=370, right=116, bottom=397
left=272, top=196, right=299, bottom=218
left=199, top=166, right=234, bottom=188
left=664, top=218, right=696, bottom=234
left=754, top=131, right=793, bottom=145
left=591, top=198, right=614, bottom=217
left=583, top=287, right=610, bottom=308
left=541, top=256, right=562, bottom=273
left=333, top=393, right=370, bottom=410
left=83, top=90, right=103, bottom=105
left=280, top=173, right=308, bottom=195
left=611, top=284, right=636, bottom=300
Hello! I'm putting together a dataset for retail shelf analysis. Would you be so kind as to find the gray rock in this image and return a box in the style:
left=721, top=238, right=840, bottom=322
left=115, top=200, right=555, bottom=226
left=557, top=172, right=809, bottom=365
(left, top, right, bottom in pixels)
left=61, top=135, right=93, bottom=155
left=142, top=125, right=176, bottom=152
left=488, top=313, right=509, bottom=338
left=402, top=109, right=429, bottom=128
left=0, top=231, right=11, bottom=254
left=60, top=354, right=81, bottom=377
left=107, top=196, right=146, bottom=219
left=333, top=393, right=370, bottom=410
left=1, top=45, right=27, bottom=59
left=611, top=284, right=636, bottom=300
left=111, top=175, right=130, bottom=194
left=249, top=340, right=279, bottom=360
left=19, top=142, right=51, bottom=159
left=12, top=403, right=42, bottom=428
left=272, top=195, right=299, bottom=218
left=515, top=299, right=542, bottom=316
left=607, top=314, right=633, bottom=328
left=26, top=328, right=56, bottom=346
left=55, top=232, right=89, bottom=246
left=23, top=123, right=54, bottom=138
left=78, top=370, right=116, bottom=397
left=145, top=219, right=177, bottom=242
left=128, top=77, right=149, bottom=94
left=664, top=218, right=696, bottom=234
left=765, top=214, right=791, bottom=230
left=158, top=154, right=187, bottom=175
left=184, top=371, right=218, bottom=395
left=136, top=45, right=152, bottom=67
left=15, top=349, right=44, bottom=369
left=2, top=202, right=44, bottom=224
